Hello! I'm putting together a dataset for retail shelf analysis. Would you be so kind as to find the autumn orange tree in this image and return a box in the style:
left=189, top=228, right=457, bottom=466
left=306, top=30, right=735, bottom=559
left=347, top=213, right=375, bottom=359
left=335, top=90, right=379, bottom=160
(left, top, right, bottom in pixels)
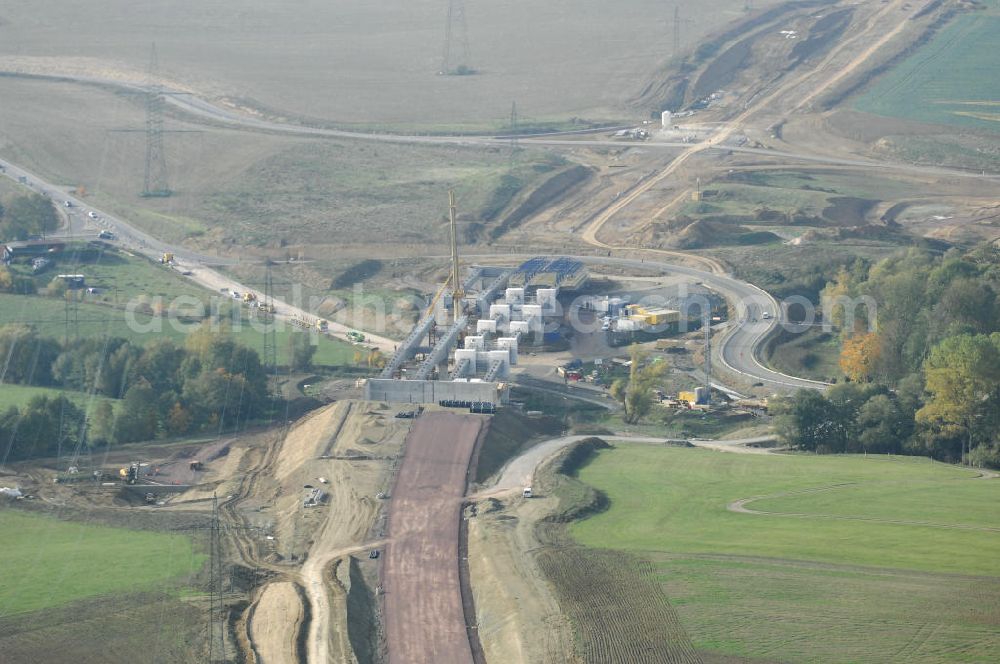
left=839, top=332, right=881, bottom=382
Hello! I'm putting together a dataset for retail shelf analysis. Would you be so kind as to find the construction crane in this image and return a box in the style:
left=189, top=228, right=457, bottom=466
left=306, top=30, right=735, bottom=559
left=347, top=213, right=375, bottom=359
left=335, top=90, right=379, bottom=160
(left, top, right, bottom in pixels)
left=424, top=273, right=453, bottom=319
left=448, top=190, right=464, bottom=323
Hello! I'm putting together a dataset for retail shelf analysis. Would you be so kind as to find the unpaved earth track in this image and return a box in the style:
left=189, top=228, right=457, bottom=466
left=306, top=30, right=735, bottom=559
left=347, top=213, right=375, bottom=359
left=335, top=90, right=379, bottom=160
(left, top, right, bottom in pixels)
left=214, top=402, right=408, bottom=664
left=383, top=411, right=486, bottom=664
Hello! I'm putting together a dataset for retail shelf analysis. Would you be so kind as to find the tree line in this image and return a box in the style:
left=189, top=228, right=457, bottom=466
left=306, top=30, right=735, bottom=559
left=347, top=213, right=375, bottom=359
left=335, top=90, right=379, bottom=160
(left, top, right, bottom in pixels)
left=776, top=243, right=1000, bottom=466
left=0, top=324, right=270, bottom=461
left=0, top=193, right=60, bottom=241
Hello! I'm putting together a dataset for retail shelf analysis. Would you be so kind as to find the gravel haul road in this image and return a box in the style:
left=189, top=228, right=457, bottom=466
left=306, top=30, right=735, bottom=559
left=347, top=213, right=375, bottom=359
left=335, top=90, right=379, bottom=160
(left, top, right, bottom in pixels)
left=383, top=411, right=485, bottom=664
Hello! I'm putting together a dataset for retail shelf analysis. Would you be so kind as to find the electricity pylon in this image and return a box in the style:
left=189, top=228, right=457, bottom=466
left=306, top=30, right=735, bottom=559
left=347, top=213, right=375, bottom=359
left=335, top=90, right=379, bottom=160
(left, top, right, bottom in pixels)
left=441, top=0, right=472, bottom=75
left=142, top=43, right=171, bottom=198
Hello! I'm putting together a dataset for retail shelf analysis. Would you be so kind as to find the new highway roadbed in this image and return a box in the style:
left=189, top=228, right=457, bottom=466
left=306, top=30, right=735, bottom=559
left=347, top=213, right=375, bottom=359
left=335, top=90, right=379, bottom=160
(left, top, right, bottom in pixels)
left=383, top=411, right=486, bottom=664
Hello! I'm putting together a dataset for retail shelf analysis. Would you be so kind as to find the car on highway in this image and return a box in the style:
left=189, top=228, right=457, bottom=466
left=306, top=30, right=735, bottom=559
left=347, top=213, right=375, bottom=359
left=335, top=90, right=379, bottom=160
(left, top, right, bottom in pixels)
left=87, top=211, right=99, bottom=219
left=762, top=312, right=772, bottom=320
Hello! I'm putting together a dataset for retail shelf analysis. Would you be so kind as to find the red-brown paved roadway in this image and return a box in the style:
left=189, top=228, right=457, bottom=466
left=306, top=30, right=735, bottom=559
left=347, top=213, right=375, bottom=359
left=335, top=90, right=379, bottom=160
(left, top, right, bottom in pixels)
left=384, top=411, right=483, bottom=664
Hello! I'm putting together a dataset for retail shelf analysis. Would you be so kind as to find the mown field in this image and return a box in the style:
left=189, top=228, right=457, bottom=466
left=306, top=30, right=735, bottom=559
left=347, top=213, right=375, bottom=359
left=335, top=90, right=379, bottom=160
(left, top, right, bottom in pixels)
left=0, top=292, right=357, bottom=367
left=568, top=445, right=1000, bottom=662
left=0, top=509, right=203, bottom=614
left=10, top=246, right=209, bottom=305
left=856, top=0, right=1000, bottom=132
left=0, top=384, right=115, bottom=411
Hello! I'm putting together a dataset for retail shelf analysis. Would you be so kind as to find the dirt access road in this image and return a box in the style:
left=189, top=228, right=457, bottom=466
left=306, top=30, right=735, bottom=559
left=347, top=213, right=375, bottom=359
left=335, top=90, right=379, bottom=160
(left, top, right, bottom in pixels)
left=579, top=0, right=918, bottom=250
left=383, top=411, right=486, bottom=664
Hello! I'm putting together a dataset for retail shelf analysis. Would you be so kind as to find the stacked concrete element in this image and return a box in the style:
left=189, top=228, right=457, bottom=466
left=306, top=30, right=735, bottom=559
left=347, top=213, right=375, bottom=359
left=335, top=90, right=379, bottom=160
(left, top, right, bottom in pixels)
left=366, top=257, right=587, bottom=405
left=365, top=378, right=504, bottom=404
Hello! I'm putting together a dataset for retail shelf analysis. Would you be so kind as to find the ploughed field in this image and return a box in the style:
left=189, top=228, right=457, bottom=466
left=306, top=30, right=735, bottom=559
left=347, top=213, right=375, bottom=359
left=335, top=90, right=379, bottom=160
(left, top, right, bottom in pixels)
left=0, top=0, right=782, bottom=128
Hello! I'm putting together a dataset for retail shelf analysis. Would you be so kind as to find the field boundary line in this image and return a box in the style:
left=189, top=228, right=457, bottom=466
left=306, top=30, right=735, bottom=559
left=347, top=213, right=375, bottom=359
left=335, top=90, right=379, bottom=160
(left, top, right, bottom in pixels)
left=729, top=482, right=1000, bottom=533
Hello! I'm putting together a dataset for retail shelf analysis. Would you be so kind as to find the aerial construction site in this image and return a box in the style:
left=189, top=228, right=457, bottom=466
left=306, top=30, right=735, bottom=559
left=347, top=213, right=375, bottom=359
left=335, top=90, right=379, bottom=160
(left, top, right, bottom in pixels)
left=2, top=1, right=1000, bottom=663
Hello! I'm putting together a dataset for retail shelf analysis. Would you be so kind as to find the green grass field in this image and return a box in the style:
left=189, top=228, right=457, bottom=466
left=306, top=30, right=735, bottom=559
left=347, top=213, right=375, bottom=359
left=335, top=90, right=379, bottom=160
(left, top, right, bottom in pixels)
left=856, top=1, right=1000, bottom=131
left=0, top=292, right=357, bottom=368
left=764, top=326, right=843, bottom=382
left=0, top=384, right=115, bottom=411
left=0, top=509, right=203, bottom=615
left=26, top=250, right=210, bottom=304
left=568, top=445, right=1000, bottom=662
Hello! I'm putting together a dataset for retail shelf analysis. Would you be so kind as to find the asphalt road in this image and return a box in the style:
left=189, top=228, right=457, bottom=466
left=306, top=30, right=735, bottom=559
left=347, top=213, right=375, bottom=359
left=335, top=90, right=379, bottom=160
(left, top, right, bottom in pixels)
left=459, top=252, right=830, bottom=392
left=0, top=156, right=399, bottom=354
left=4, top=71, right=999, bottom=186
left=0, top=154, right=824, bottom=391
left=484, top=433, right=780, bottom=495
left=578, top=255, right=831, bottom=391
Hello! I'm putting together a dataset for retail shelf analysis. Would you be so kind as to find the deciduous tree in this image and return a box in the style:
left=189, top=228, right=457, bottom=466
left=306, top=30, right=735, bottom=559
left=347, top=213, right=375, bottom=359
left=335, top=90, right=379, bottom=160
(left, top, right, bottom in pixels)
left=917, top=333, right=1000, bottom=463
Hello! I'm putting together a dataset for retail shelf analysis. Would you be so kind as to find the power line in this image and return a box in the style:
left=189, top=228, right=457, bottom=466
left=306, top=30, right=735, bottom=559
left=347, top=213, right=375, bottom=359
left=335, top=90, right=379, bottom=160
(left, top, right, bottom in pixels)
left=674, top=6, right=681, bottom=58
left=673, top=6, right=693, bottom=58
left=262, top=261, right=278, bottom=396
left=509, top=101, right=520, bottom=167
left=208, top=493, right=225, bottom=662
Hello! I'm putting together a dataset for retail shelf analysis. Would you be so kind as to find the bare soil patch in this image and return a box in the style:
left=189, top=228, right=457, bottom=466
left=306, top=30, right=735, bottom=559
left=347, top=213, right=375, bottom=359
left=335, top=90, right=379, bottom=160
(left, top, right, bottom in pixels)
left=383, top=411, right=485, bottom=664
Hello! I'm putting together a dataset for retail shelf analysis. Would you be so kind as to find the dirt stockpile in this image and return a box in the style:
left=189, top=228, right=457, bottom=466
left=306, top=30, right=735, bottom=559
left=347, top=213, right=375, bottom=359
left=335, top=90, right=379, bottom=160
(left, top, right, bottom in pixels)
left=249, top=582, right=304, bottom=664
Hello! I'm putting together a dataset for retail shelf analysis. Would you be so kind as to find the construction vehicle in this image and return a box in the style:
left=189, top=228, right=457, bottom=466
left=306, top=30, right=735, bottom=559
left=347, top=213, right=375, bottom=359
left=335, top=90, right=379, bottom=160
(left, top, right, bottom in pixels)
left=160, top=252, right=174, bottom=264
left=257, top=302, right=274, bottom=314
left=242, top=292, right=257, bottom=304
left=346, top=330, right=365, bottom=343
left=120, top=463, right=141, bottom=485
left=316, top=319, right=329, bottom=332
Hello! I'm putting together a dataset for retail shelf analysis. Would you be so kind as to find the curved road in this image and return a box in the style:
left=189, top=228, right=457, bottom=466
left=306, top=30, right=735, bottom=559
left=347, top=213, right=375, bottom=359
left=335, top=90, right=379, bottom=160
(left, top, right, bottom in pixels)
left=484, top=433, right=780, bottom=495
left=0, top=155, right=399, bottom=354
left=0, top=155, right=823, bottom=390
left=580, top=255, right=830, bottom=391
left=460, top=252, right=828, bottom=391
left=2, top=70, right=998, bottom=186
